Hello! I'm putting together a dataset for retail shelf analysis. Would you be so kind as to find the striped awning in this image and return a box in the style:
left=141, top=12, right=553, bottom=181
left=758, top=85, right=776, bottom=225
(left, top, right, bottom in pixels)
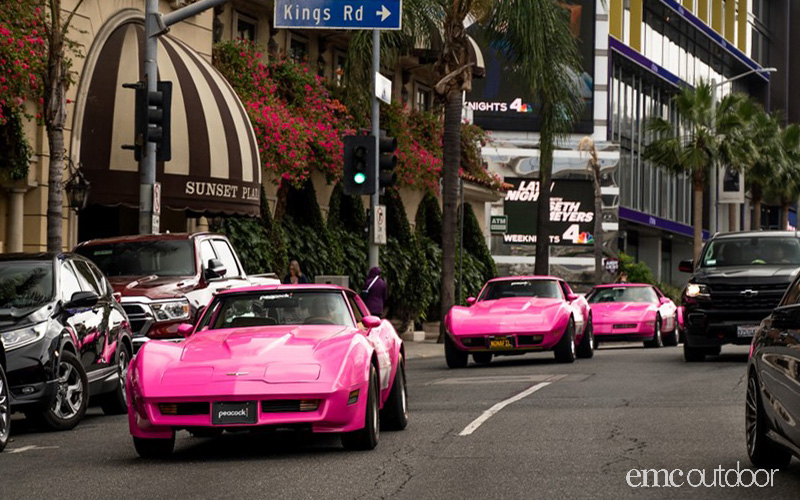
left=77, top=20, right=261, bottom=216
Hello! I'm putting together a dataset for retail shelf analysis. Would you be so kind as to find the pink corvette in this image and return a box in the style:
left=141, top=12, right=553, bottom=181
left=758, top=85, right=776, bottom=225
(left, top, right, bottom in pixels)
left=444, top=276, right=594, bottom=367
left=586, top=283, right=679, bottom=348
left=126, top=285, right=407, bottom=457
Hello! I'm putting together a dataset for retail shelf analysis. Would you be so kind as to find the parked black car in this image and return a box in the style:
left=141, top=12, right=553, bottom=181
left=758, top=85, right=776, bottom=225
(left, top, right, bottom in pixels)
left=0, top=253, right=133, bottom=431
left=747, top=273, right=800, bottom=468
left=679, top=231, right=800, bottom=362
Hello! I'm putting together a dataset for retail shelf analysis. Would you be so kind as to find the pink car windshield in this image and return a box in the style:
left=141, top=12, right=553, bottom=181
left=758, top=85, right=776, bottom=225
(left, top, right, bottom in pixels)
left=199, top=291, right=355, bottom=329
left=587, top=287, right=657, bottom=304
left=479, top=280, right=562, bottom=301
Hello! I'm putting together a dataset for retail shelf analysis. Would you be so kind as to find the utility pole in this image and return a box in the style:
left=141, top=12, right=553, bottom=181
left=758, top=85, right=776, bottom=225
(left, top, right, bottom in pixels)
left=368, top=29, right=380, bottom=268
left=140, top=0, right=229, bottom=234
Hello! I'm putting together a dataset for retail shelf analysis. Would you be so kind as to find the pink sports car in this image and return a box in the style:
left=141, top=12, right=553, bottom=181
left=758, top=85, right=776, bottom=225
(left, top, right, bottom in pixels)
left=126, top=285, right=407, bottom=457
left=587, top=283, right=679, bottom=348
left=444, top=276, right=594, bottom=367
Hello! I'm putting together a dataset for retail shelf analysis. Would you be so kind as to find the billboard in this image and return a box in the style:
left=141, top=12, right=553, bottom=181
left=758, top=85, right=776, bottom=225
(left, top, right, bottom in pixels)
left=503, top=178, right=595, bottom=246
left=465, top=0, right=596, bottom=133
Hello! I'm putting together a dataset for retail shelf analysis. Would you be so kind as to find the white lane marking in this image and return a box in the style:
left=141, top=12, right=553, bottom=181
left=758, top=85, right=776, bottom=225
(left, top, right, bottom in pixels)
left=458, top=382, right=551, bottom=436
left=5, top=445, right=60, bottom=454
left=433, top=374, right=566, bottom=385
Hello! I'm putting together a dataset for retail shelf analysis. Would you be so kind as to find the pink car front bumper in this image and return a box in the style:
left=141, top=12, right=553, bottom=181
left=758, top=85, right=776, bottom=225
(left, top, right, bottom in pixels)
left=593, top=320, right=655, bottom=341
left=127, top=379, right=368, bottom=439
left=449, top=330, right=564, bottom=352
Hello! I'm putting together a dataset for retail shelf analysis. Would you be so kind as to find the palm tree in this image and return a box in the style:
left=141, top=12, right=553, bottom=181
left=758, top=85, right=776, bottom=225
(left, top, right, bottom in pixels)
left=488, top=0, right=584, bottom=275
left=579, top=137, right=604, bottom=284
left=745, top=107, right=783, bottom=230
left=764, top=124, right=800, bottom=229
left=644, top=81, right=753, bottom=263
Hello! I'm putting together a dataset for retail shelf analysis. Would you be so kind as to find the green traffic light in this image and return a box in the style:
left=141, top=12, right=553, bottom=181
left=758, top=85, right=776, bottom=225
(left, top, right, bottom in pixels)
left=354, top=172, right=366, bottom=184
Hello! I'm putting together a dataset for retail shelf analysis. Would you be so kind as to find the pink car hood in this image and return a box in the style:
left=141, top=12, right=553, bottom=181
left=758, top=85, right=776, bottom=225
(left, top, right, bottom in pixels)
left=448, top=297, right=567, bottom=335
left=135, top=325, right=358, bottom=396
left=590, top=302, right=655, bottom=322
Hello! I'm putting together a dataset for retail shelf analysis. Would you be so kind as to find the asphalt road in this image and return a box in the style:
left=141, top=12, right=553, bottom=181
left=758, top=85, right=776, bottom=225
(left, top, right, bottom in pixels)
left=3, top=342, right=800, bottom=500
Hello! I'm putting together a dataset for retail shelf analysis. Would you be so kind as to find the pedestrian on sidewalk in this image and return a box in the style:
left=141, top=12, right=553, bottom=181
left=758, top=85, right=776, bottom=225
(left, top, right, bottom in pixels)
left=283, top=260, right=309, bottom=284
left=361, top=266, right=387, bottom=317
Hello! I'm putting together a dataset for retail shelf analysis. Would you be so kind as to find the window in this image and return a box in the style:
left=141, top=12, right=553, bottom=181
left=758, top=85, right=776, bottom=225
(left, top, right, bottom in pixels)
left=346, top=292, right=365, bottom=326
left=335, top=51, right=347, bottom=87
left=415, top=85, right=432, bottom=112
left=199, top=240, right=217, bottom=269
left=289, top=34, right=308, bottom=62
left=72, top=260, right=102, bottom=296
left=235, top=12, right=257, bottom=41
left=211, top=240, right=242, bottom=278
left=60, top=262, right=83, bottom=303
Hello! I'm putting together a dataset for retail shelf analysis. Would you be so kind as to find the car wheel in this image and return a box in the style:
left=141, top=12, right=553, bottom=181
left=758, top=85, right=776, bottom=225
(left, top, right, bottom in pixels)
left=644, top=316, right=663, bottom=348
left=101, top=343, right=131, bottom=415
left=472, top=352, right=492, bottom=365
left=133, top=435, right=175, bottom=458
left=189, top=428, right=224, bottom=438
left=554, top=317, right=576, bottom=364
left=445, top=335, right=468, bottom=369
left=576, top=318, right=594, bottom=359
left=683, top=342, right=706, bottom=362
left=0, top=364, right=10, bottom=452
left=662, top=320, right=679, bottom=347
left=746, top=373, right=792, bottom=468
left=28, top=351, right=88, bottom=431
left=342, top=364, right=379, bottom=450
left=381, top=356, right=408, bottom=431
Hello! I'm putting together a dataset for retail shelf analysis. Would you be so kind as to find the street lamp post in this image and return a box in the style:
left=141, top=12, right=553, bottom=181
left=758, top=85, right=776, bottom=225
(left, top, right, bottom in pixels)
left=708, top=67, right=777, bottom=234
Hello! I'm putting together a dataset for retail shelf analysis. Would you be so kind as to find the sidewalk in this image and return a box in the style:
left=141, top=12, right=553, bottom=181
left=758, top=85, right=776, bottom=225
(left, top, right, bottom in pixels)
left=404, top=339, right=443, bottom=359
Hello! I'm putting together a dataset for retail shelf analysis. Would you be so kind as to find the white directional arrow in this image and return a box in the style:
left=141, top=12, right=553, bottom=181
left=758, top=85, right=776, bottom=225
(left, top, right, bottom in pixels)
left=376, top=5, right=391, bottom=21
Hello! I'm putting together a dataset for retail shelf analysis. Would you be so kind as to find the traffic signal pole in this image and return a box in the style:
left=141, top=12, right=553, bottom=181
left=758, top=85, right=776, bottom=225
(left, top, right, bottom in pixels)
left=368, top=28, right=380, bottom=269
left=140, top=0, right=229, bottom=234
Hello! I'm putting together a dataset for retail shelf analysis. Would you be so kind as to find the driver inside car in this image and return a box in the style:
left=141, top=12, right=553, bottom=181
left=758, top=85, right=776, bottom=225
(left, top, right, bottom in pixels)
left=305, top=294, right=344, bottom=325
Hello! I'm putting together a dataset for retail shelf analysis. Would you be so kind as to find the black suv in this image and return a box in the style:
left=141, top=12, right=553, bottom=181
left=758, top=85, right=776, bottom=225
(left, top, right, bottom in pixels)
left=679, top=231, right=800, bottom=362
left=0, top=253, right=133, bottom=431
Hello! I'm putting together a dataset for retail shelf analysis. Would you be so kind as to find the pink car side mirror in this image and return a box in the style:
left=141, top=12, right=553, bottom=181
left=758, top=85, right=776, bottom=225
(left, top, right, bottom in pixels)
left=566, top=293, right=579, bottom=301
left=466, top=297, right=476, bottom=306
left=362, top=316, right=381, bottom=329
left=177, top=323, right=194, bottom=337
left=659, top=297, right=671, bottom=305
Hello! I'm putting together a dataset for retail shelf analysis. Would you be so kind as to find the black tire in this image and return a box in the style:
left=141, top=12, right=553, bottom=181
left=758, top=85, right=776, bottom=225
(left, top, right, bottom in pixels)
left=189, top=428, right=224, bottom=438
left=101, top=343, right=131, bottom=415
left=644, top=316, right=664, bottom=348
left=576, top=318, right=594, bottom=359
left=342, top=365, right=379, bottom=450
left=683, top=342, right=706, bottom=362
left=381, top=357, right=408, bottom=431
left=28, top=351, right=88, bottom=431
left=133, top=435, right=175, bottom=458
left=0, top=364, right=10, bottom=452
left=746, top=373, right=792, bottom=468
left=554, top=318, right=576, bottom=364
left=472, top=352, right=493, bottom=365
left=662, top=320, right=679, bottom=347
left=445, top=335, right=468, bottom=369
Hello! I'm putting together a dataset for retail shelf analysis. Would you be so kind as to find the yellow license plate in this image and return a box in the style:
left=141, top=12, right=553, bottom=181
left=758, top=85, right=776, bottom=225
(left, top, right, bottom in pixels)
left=489, top=337, right=512, bottom=349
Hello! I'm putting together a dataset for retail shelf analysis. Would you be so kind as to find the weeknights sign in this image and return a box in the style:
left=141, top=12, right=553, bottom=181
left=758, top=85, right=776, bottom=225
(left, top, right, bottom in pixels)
left=465, top=0, right=595, bottom=133
left=503, top=178, right=595, bottom=246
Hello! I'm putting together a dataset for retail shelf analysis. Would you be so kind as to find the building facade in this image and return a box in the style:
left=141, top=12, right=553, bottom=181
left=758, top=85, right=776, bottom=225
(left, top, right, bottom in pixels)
left=1, top=0, right=500, bottom=254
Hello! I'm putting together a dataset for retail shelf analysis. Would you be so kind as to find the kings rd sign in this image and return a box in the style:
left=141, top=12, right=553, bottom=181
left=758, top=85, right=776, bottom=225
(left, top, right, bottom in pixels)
left=274, top=0, right=402, bottom=29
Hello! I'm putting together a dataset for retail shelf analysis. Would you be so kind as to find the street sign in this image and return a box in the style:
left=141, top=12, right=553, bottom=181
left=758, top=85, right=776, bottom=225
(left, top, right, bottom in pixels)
left=274, top=0, right=402, bottom=30
left=373, top=204, right=387, bottom=245
left=490, top=215, right=507, bottom=234
left=376, top=73, right=392, bottom=104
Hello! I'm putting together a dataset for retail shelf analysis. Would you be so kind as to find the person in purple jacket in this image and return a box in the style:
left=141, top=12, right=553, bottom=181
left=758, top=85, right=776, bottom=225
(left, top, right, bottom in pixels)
left=361, top=266, right=387, bottom=317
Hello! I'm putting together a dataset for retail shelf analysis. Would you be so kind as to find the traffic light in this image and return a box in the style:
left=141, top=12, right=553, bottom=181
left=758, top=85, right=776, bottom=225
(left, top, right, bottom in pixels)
left=378, top=135, right=397, bottom=189
left=122, top=80, right=172, bottom=162
left=343, top=135, right=376, bottom=196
